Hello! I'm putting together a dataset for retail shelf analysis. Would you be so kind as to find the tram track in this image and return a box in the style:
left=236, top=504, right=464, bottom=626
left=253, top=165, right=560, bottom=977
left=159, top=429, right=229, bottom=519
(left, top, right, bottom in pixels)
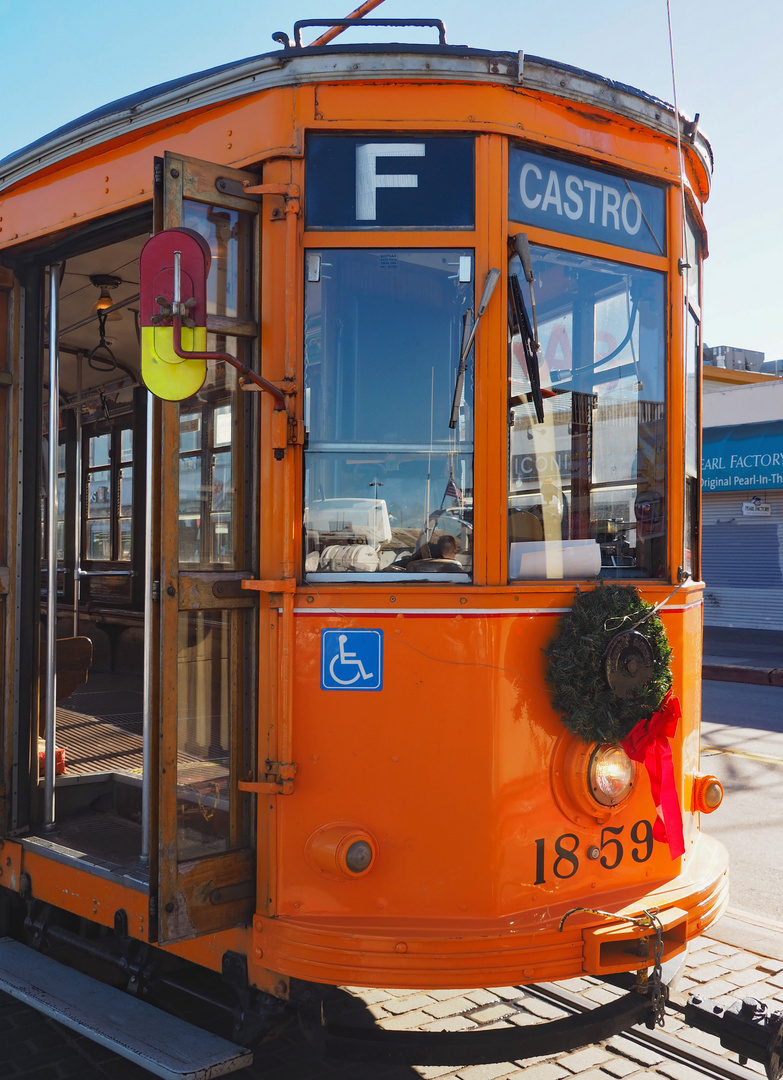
left=526, top=981, right=763, bottom=1080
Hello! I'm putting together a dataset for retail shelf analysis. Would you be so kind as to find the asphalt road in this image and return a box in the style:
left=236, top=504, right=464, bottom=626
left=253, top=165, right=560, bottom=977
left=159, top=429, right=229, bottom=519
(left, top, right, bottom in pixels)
left=701, top=678, right=783, bottom=922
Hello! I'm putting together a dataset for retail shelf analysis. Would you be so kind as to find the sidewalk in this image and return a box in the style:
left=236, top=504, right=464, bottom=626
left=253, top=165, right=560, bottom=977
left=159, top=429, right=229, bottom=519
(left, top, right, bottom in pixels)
left=702, top=626, right=783, bottom=685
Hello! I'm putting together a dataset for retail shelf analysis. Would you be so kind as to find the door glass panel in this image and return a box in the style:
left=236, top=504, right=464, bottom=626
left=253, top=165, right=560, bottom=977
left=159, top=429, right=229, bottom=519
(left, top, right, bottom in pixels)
left=177, top=609, right=234, bottom=859
left=304, top=249, right=474, bottom=578
left=177, top=364, right=242, bottom=569
left=507, top=245, right=667, bottom=579
left=181, top=201, right=252, bottom=318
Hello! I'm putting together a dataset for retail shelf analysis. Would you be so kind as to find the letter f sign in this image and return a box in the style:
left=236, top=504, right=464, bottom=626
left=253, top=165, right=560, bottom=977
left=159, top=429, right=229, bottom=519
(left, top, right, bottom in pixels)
left=355, top=143, right=426, bottom=220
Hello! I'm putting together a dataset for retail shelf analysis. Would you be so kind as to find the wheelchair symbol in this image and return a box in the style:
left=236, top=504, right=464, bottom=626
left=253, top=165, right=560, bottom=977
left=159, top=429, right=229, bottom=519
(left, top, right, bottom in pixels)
left=321, top=629, right=383, bottom=691
left=329, top=634, right=374, bottom=684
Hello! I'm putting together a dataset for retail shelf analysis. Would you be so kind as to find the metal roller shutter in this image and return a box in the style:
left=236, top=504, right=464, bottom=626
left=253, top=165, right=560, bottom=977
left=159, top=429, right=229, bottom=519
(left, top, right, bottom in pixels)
left=702, top=491, right=783, bottom=629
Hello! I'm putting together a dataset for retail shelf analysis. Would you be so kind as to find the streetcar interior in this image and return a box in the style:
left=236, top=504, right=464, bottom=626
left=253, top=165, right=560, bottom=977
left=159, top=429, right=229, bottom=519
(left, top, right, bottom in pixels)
left=39, top=233, right=149, bottom=864
left=37, top=208, right=252, bottom=866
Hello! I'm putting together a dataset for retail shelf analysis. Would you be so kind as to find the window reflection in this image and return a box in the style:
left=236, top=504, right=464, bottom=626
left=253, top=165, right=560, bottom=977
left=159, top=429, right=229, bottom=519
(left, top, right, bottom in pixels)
left=177, top=365, right=240, bottom=568
left=304, top=249, right=474, bottom=578
left=176, top=610, right=233, bottom=859
left=181, top=201, right=251, bottom=320
left=508, top=246, right=666, bottom=580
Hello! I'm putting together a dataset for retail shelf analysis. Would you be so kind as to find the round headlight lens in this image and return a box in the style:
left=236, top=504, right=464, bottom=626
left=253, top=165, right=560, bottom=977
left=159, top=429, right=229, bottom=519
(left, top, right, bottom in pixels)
left=344, top=840, right=374, bottom=874
left=589, top=744, right=636, bottom=806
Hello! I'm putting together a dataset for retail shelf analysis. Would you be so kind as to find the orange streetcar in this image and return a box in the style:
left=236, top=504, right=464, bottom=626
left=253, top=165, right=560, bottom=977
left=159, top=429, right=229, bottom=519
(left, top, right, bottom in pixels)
left=0, top=10, right=753, bottom=1078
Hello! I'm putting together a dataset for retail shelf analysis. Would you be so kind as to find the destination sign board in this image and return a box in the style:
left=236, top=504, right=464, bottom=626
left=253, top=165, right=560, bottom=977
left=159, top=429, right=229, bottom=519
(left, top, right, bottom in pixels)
left=306, top=135, right=474, bottom=229
left=509, top=147, right=666, bottom=256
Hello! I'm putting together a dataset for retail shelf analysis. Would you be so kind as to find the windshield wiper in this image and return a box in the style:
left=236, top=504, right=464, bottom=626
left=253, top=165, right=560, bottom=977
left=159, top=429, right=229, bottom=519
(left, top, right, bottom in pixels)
left=508, top=233, right=545, bottom=423
left=508, top=275, right=544, bottom=423
left=449, top=267, right=500, bottom=429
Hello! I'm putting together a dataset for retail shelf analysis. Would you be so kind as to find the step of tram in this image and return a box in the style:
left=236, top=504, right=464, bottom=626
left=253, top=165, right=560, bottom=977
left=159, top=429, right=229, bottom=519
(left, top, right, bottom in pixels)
left=0, top=937, right=253, bottom=1080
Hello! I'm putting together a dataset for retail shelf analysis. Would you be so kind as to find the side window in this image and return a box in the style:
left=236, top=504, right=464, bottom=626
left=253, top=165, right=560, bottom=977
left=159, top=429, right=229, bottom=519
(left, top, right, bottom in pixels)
left=507, top=245, right=667, bottom=580
left=83, top=422, right=133, bottom=564
left=304, top=249, right=474, bottom=579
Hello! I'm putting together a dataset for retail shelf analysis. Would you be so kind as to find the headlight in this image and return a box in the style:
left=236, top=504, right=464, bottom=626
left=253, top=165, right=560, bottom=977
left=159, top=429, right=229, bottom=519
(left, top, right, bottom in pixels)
left=588, top=744, right=636, bottom=806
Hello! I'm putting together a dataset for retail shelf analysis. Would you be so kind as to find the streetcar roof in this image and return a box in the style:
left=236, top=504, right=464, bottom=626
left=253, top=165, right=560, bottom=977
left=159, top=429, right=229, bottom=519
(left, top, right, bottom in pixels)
left=0, top=42, right=712, bottom=194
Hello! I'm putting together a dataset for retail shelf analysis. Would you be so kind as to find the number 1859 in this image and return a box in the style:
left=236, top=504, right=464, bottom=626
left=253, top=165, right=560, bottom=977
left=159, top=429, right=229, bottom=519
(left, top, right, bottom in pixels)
left=534, top=819, right=654, bottom=883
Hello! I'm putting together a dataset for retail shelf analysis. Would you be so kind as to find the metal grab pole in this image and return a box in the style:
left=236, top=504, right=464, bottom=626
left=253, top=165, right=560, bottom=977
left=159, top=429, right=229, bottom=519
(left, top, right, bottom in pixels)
left=72, top=354, right=82, bottom=636
left=141, top=391, right=154, bottom=863
left=44, top=265, right=61, bottom=829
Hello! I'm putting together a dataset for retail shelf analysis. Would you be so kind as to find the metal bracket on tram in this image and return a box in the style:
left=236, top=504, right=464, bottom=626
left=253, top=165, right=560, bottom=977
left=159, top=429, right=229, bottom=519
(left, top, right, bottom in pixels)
left=214, top=179, right=301, bottom=224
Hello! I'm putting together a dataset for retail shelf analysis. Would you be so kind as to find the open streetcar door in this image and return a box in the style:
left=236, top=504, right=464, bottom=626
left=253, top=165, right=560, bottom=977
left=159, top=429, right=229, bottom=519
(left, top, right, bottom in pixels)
left=155, top=152, right=261, bottom=943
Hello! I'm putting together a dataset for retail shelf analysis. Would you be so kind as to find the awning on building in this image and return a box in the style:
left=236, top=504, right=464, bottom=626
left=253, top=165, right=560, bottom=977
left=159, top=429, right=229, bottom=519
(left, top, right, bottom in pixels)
left=702, top=420, right=783, bottom=493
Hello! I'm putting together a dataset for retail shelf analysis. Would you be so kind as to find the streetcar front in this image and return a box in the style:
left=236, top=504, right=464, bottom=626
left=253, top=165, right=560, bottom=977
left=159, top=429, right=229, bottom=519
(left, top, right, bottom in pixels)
left=236, top=50, right=725, bottom=991
left=0, top=20, right=727, bottom=1061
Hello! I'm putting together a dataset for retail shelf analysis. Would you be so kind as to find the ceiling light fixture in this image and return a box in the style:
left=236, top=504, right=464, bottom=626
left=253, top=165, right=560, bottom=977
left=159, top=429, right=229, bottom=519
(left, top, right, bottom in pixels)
left=90, top=274, right=123, bottom=321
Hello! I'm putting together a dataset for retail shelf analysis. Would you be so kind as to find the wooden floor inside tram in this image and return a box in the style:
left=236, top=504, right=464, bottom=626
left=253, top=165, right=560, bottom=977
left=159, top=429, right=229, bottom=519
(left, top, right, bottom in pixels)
left=34, top=674, right=231, bottom=870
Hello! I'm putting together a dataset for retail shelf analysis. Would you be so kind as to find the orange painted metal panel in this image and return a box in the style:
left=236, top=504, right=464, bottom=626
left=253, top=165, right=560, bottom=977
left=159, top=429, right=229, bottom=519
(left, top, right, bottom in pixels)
left=20, top=849, right=149, bottom=938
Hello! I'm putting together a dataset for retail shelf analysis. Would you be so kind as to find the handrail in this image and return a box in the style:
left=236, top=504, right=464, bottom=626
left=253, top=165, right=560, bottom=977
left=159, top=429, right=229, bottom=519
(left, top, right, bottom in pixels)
left=293, top=19, right=447, bottom=48
left=44, top=266, right=61, bottom=830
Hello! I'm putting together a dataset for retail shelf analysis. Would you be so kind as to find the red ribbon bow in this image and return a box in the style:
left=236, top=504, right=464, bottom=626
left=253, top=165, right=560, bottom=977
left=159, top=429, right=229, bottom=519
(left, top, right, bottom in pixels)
left=621, top=692, right=685, bottom=860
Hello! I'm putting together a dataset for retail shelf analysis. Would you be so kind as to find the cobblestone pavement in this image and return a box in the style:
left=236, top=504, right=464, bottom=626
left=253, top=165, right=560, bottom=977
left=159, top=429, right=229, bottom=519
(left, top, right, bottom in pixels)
left=1, top=923, right=782, bottom=1080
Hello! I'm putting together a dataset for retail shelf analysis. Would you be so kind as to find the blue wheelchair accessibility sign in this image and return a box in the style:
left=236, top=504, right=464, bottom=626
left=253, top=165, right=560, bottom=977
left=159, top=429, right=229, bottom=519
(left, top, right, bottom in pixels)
left=321, top=629, right=383, bottom=691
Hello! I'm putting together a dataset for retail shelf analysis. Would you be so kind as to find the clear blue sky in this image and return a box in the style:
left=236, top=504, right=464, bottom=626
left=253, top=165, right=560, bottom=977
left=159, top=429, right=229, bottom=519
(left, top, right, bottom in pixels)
left=1, top=0, right=781, bottom=360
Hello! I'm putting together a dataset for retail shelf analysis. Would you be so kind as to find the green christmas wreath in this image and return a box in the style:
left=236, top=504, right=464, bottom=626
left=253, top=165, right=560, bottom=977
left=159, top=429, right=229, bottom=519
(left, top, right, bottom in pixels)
left=544, top=583, right=673, bottom=743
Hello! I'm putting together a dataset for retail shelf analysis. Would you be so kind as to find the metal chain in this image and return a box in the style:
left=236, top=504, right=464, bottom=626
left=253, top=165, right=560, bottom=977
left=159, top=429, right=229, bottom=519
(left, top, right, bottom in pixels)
left=559, top=906, right=667, bottom=1027
left=645, top=908, right=666, bottom=1026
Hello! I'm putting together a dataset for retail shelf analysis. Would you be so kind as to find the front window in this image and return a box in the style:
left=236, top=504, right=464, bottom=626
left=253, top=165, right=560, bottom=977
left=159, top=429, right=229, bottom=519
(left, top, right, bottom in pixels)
left=507, top=245, right=667, bottom=580
left=304, top=249, right=473, bottom=579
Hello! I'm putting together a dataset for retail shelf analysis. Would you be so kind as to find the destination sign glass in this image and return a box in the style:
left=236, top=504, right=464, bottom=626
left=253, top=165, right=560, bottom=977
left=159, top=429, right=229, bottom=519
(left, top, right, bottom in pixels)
left=306, top=135, right=474, bottom=229
left=509, top=146, right=666, bottom=256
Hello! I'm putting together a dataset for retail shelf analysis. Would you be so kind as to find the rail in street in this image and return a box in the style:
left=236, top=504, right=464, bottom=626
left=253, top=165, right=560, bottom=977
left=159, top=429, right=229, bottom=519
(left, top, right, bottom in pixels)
left=1, top=917, right=782, bottom=1080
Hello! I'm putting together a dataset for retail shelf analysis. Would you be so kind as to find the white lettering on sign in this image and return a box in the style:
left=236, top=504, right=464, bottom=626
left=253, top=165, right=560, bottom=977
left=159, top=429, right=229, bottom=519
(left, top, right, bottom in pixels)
left=730, top=452, right=783, bottom=468
left=355, top=143, right=426, bottom=221
left=519, top=165, right=644, bottom=239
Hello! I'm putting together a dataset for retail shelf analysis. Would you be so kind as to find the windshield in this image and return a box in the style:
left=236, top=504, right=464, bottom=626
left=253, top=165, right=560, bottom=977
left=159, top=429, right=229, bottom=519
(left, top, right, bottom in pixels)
left=508, top=245, right=667, bottom=580
left=304, top=248, right=474, bottom=579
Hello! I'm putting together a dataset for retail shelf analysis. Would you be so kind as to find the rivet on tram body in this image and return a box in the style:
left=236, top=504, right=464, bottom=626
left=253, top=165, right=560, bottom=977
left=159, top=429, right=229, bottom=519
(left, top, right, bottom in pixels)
left=395, top=942, right=407, bottom=953
left=255, top=947, right=264, bottom=959
left=227, top=144, right=232, bottom=151
left=389, top=596, right=396, bottom=602
left=587, top=846, right=600, bottom=860
left=306, top=595, right=314, bottom=603
left=170, top=169, right=180, bottom=178
left=460, top=597, right=467, bottom=604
